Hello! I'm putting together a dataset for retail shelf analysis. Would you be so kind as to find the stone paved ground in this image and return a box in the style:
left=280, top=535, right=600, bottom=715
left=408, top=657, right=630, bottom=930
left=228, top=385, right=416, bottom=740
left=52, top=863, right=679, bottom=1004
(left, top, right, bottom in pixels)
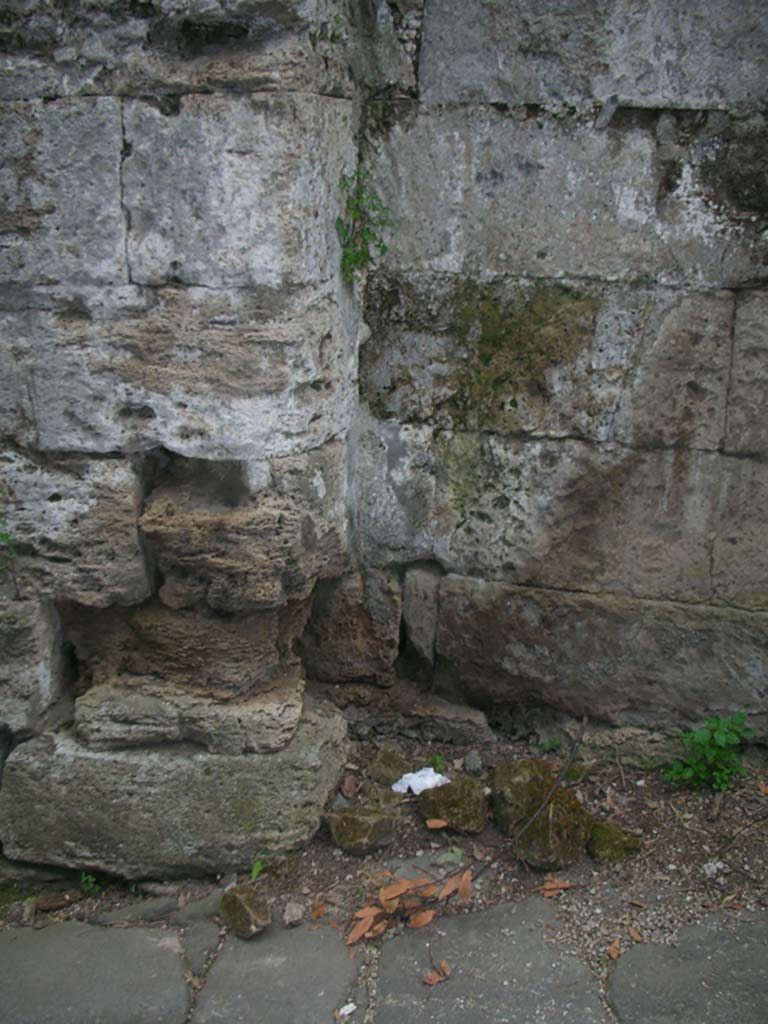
left=0, top=896, right=765, bottom=1024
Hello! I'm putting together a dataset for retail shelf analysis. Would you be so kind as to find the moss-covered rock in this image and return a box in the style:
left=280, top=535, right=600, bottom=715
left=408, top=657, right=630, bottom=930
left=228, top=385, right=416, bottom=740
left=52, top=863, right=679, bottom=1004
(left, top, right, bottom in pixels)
left=490, top=758, right=592, bottom=870
left=418, top=776, right=488, bottom=834
left=325, top=805, right=399, bottom=856
left=220, top=883, right=271, bottom=940
left=369, top=746, right=411, bottom=787
left=588, top=821, right=642, bottom=864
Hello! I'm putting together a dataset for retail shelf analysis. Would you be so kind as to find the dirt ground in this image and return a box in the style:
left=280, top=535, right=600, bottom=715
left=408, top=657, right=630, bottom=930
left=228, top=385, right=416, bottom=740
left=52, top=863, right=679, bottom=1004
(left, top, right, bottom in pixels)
left=3, top=731, right=766, bottom=981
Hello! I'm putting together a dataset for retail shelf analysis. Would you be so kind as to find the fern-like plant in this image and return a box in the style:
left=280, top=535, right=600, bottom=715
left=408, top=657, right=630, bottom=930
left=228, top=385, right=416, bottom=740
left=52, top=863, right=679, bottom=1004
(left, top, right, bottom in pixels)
left=335, top=169, right=392, bottom=284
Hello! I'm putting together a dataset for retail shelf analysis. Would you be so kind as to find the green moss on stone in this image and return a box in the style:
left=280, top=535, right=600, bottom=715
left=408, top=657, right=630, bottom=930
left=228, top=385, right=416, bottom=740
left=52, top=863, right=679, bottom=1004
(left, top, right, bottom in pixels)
left=418, top=776, right=487, bottom=834
left=369, top=747, right=411, bottom=787
left=491, top=758, right=592, bottom=870
left=449, top=280, right=597, bottom=431
left=588, top=821, right=642, bottom=864
left=325, top=806, right=399, bottom=856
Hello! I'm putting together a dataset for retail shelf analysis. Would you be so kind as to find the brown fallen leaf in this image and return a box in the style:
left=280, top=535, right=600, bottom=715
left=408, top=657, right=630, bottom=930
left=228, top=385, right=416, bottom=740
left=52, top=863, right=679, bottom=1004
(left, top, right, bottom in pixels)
left=366, top=920, right=389, bottom=939
left=438, top=874, right=463, bottom=900
left=418, top=884, right=439, bottom=899
left=423, top=960, right=452, bottom=987
left=608, top=938, right=621, bottom=960
left=627, top=899, right=647, bottom=909
left=374, top=869, right=395, bottom=881
left=471, top=843, right=487, bottom=862
left=535, top=876, right=579, bottom=899
left=426, top=819, right=449, bottom=830
left=757, top=780, right=768, bottom=796
left=347, top=946, right=357, bottom=960
left=354, top=905, right=383, bottom=921
left=347, top=917, right=373, bottom=945
left=457, top=869, right=472, bottom=906
left=379, top=896, right=400, bottom=914
left=628, top=927, right=644, bottom=943
left=408, top=909, right=436, bottom=929
left=379, top=877, right=434, bottom=902
left=311, top=902, right=326, bottom=920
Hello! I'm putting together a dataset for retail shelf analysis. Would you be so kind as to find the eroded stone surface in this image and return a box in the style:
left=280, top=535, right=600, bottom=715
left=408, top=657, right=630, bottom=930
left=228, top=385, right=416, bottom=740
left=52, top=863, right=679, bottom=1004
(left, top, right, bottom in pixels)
left=0, top=703, right=349, bottom=877
left=0, top=597, right=65, bottom=737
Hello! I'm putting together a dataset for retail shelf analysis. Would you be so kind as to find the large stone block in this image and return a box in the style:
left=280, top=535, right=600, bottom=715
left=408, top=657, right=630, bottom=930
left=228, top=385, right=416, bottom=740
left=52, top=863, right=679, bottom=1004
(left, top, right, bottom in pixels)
left=726, top=291, right=768, bottom=456
left=369, top=106, right=767, bottom=287
left=434, top=576, right=768, bottom=737
left=0, top=597, right=65, bottom=738
left=355, top=419, right=722, bottom=604
left=74, top=673, right=304, bottom=755
left=1, top=451, right=150, bottom=607
left=59, top=598, right=306, bottom=700
left=363, top=274, right=733, bottom=449
left=711, top=456, right=768, bottom=611
left=123, top=93, right=354, bottom=288
left=140, top=445, right=346, bottom=614
left=0, top=283, right=360, bottom=459
left=0, top=702, right=349, bottom=877
left=0, top=98, right=126, bottom=286
left=420, top=0, right=768, bottom=112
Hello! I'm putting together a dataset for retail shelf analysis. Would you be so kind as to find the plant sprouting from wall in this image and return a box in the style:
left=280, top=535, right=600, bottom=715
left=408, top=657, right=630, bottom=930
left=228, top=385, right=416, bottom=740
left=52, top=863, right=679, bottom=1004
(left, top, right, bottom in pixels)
left=0, top=483, right=21, bottom=600
left=336, top=169, right=392, bottom=284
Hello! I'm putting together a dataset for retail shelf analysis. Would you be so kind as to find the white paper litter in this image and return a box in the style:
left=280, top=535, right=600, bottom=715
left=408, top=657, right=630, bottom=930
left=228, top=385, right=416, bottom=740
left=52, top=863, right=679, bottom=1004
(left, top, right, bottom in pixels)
left=391, top=767, right=451, bottom=795
left=338, top=1004, right=356, bottom=1018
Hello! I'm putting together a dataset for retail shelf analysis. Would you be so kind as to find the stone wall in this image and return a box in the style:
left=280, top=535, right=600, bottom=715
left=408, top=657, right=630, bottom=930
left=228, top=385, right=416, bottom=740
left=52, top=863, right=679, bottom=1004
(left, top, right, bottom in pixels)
left=1, top=1, right=767, bottom=875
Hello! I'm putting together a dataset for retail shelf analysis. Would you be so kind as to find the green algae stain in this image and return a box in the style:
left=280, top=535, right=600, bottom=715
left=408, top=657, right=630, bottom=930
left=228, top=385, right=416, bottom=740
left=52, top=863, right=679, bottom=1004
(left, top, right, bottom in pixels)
left=449, top=281, right=598, bottom=431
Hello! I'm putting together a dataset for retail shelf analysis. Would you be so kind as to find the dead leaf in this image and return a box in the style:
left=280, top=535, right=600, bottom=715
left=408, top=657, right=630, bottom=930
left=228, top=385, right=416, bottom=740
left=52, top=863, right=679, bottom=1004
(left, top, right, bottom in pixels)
left=426, top=819, right=449, bottom=830
left=379, top=896, right=400, bottom=914
left=311, top=902, right=326, bottom=920
left=422, top=960, right=452, bottom=987
left=608, top=938, right=621, bottom=960
left=347, top=946, right=357, bottom=960
left=408, top=909, right=436, bottom=929
left=379, top=877, right=434, bottom=902
left=347, top=918, right=372, bottom=945
left=627, top=899, right=647, bottom=909
left=628, top=927, right=644, bottom=943
left=757, top=780, right=768, bottom=796
left=535, top=876, right=579, bottom=899
left=373, top=869, right=395, bottom=881
left=418, top=884, right=439, bottom=899
left=354, top=905, right=383, bottom=921
left=471, top=843, right=487, bottom=862
left=333, top=1012, right=341, bottom=1022
left=457, top=869, right=472, bottom=906
left=366, top=920, right=389, bottom=938
left=438, top=875, right=463, bottom=900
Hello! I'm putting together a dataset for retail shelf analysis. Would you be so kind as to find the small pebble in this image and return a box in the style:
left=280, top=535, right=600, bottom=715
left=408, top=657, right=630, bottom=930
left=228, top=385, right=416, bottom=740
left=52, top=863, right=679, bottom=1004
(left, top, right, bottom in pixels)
left=282, top=901, right=305, bottom=928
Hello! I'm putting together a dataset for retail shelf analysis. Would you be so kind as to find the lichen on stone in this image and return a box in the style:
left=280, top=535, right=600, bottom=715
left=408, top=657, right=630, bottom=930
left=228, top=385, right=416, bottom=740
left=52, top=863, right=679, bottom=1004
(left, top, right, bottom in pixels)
left=588, top=821, right=642, bottom=864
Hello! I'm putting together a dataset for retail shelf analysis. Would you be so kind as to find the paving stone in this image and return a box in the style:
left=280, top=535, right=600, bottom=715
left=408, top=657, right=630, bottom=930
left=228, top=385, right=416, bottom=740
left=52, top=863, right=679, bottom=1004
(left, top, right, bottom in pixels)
left=375, top=898, right=612, bottom=1024
left=92, top=895, right=179, bottom=926
left=182, top=920, right=222, bottom=977
left=191, top=924, right=359, bottom=1024
left=607, top=912, right=768, bottom=1023
left=0, top=922, right=188, bottom=1024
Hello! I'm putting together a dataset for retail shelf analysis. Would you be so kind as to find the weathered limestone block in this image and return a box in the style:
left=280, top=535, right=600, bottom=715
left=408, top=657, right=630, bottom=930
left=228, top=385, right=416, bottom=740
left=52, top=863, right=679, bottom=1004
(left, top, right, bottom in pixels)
left=418, top=777, right=487, bottom=834
left=402, top=565, right=441, bottom=666
left=0, top=0, right=352, bottom=101
left=0, top=597, right=65, bottom=738
left=123, top=93, right=354, bottom=288
left=711, top=456, right=768, bottom=611
left=0, top=98, right=126, bottom=286
left=60, top=598, right=306, bottom=700
left=0, top=284, right=359, bottom=459
left=325, top=805, right=399, bottom=855
left=1, top=451, right=150, bottom=607
left=141, top=450, right=346, bottom=614
left=363, top=274, right=733, bottom=449
left=726, top=291, right=768, bottom=456
left=434, top=576, right=768, bottom=738
left=357, top=420, right=722, bottom=604
left=221, top=884, right=271, bottom=939
left=420, top=0, right=768, bottom=112
left=369, top=106, right=766, bottom=287
left=300, top=571, right=402, bottom=685
left=0, top=702, right=349, bottom=878
left=74, top=673, right=304, bottom=755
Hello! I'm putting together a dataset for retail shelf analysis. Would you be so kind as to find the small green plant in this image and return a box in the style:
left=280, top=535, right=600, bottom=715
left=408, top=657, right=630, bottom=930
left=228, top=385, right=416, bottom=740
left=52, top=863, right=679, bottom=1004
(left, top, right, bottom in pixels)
left=335, top=169, right=392, bottom=284
left=250, top=859, right=265, bottom=882
left=80, top=872, right=102, bottom=897
left=539, top=736, right=561, bottom=754
left=664, top=714, right=754, bottom=791
left=427, top=753, right=446, bottom=774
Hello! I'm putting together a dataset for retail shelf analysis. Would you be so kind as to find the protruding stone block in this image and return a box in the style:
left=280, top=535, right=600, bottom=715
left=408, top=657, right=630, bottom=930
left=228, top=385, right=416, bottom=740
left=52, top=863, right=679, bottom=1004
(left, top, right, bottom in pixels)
left=0, top=702, right=349, bottom=878
left=0, top=597, right=65, bottom=738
